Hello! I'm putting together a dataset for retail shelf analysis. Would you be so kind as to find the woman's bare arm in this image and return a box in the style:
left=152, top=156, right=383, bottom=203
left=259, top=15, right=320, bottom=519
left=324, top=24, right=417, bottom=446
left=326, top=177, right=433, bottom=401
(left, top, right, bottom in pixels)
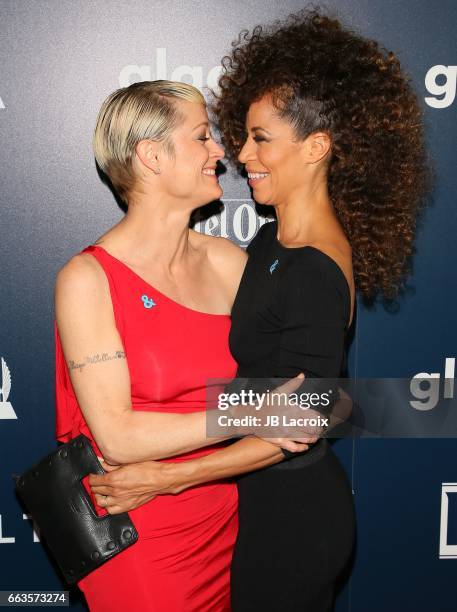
left=56, top=253, right=309, bottom=465
left=89, top=394, right=350, bottom=514
left=90, top=434, right=317, bottom=514
left=55, top=253, right=233, bottom=465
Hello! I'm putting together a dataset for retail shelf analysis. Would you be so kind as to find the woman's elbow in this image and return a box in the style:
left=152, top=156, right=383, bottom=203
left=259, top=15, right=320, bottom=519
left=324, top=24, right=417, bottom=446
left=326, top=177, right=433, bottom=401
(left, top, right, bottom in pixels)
left=94, top=437, right=124, bottom=465
left=93, top=420, right=139, bottom=465
left=97, top=431, right=143, bottom=464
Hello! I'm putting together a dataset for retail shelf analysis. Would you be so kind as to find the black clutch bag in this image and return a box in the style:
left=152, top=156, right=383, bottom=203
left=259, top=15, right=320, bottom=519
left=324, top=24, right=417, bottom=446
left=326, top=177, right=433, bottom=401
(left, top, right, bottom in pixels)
left=14, top=434, right=138, bottom=584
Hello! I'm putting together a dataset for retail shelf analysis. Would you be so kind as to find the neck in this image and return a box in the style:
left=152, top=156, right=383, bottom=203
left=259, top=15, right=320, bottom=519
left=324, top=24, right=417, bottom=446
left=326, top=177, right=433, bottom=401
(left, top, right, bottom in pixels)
left=274, top=174, right=335, bottom=245
left=106, top=189, right=196, bottom=272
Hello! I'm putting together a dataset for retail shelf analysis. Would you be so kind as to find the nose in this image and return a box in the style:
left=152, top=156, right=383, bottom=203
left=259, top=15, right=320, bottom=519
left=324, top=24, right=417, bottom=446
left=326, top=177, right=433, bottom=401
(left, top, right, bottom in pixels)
left=209, top=137, right=225, bottom=161
left=238, top=137, right=255, bottom=165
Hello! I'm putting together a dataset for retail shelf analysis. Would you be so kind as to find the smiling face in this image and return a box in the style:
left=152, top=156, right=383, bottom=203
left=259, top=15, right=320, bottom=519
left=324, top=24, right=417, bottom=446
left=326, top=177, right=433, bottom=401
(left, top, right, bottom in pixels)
left=238, top=94, right=312, bottom=206
left=160, top=100, right=224, bottom=207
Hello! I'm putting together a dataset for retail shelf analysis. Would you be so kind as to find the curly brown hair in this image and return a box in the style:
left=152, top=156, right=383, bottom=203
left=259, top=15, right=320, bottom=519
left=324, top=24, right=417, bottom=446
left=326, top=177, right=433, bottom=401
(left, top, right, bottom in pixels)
left=213, top=8, right=432, bottom=301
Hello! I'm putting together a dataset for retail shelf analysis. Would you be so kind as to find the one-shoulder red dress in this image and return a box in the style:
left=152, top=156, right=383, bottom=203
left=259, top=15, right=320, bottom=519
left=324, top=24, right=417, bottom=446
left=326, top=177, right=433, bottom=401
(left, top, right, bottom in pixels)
left=54, top=244, right=239, bottom=612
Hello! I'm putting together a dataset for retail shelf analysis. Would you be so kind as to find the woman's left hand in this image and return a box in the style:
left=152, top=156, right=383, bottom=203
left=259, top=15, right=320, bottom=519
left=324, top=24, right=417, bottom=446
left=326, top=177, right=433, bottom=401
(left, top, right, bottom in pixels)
left=89, top=458, right=182, bottom=514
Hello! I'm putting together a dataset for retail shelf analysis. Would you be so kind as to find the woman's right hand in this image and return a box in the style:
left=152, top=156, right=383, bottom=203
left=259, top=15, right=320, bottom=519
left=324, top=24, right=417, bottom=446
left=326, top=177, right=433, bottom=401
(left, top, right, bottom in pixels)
left=258, top=381, right=353, bottom=452
left=259, top=435, right=318, bottom=453
left=255, top=374, right=320, bottom=453
left=89, top=457, right=188, bottom=514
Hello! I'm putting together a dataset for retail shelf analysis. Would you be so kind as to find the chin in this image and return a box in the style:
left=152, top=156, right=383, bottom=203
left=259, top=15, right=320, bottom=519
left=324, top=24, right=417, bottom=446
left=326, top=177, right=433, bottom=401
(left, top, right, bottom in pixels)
left=212, top=186, right=223, bottom=200
left=252, top=193, right=269, bottom=205
left=199, top=188, right=222, bottom=205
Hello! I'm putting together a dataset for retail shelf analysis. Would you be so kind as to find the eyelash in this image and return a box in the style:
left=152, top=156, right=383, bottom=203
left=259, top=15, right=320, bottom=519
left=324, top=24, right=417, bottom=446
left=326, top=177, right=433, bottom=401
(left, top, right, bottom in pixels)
left=198, top=136, right=210, bottom=142
left=253, top=136, right=267, bottom=143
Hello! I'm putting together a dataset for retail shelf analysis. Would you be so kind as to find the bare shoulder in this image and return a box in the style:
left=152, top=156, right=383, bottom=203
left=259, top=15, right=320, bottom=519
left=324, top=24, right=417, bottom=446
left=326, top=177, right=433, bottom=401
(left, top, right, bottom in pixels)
left=189, top=230, right=247, bottom=268
left=189, top=230, right=248, bottom=302
left=208, top=236, right=247, bottom=267
left=54, top=252, right=109, bottom=307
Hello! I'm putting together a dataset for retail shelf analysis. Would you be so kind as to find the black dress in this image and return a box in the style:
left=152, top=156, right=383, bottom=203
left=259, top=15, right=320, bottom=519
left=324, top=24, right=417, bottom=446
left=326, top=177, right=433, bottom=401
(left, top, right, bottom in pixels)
left=229, top=221, right=356, bottom=612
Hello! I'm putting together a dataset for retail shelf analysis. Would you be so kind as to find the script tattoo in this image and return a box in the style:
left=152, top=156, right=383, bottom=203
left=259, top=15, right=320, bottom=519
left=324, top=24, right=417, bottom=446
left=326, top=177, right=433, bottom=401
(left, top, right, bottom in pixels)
left=68, top=351, right=126, bottom=373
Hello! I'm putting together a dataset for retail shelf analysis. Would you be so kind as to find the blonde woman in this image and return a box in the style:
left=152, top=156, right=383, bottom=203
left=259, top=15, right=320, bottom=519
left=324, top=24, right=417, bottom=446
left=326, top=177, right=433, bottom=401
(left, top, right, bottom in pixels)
left=55, top=81, right=312, bottom=611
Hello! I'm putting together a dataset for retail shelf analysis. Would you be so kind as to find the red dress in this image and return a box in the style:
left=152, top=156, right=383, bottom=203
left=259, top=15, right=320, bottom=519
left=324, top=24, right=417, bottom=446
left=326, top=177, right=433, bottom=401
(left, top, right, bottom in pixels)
left=54, top=244, right=239, bottom=612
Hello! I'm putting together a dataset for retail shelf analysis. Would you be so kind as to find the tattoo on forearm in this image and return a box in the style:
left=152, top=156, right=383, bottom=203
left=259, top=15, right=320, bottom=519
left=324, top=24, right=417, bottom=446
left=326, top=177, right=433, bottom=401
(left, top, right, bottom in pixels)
left=68, top=351, right=126, bottom=373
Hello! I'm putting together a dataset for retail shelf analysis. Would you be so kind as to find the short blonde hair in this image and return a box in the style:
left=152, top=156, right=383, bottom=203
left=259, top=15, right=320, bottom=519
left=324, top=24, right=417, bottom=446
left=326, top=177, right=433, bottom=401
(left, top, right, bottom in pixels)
left=93, top=80, right=205, bottom=202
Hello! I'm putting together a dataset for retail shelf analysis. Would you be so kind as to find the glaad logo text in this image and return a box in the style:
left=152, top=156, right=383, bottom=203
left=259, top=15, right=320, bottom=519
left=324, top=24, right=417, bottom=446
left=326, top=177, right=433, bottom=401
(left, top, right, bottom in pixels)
left=119, top=48, right=222, bottom=92
left=425, top=66, right=457, bottom=108
left=409, top=357, right=455, bottom=410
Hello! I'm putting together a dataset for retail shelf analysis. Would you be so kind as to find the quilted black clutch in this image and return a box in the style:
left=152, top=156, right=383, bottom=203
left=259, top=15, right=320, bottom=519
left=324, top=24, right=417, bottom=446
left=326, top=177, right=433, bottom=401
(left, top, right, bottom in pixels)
left=14, top=434, right=138, bottom=584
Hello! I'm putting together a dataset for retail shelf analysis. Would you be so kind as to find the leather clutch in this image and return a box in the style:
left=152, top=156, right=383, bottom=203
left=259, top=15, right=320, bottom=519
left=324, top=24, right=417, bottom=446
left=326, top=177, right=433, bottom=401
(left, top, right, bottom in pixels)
left=14, top=434, right=138, bottom=584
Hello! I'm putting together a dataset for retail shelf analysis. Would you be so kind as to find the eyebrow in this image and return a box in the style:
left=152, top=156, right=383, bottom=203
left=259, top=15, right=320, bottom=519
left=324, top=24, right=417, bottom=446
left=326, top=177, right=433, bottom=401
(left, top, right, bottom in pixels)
left=251, top=126, right=272, bottom=135
left=192, top=121, right=209, bottom=131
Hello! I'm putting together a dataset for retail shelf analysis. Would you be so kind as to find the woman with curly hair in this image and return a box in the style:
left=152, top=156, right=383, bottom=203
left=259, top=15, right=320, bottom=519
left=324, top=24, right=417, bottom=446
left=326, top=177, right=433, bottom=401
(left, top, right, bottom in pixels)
left=90, top=9, right=431, bottom=611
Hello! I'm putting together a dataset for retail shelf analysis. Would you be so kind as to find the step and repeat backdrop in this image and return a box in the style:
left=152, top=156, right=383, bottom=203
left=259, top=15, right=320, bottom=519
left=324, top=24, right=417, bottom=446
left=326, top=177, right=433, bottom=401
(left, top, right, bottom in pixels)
left=1, top=1, right=456, bottom=610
